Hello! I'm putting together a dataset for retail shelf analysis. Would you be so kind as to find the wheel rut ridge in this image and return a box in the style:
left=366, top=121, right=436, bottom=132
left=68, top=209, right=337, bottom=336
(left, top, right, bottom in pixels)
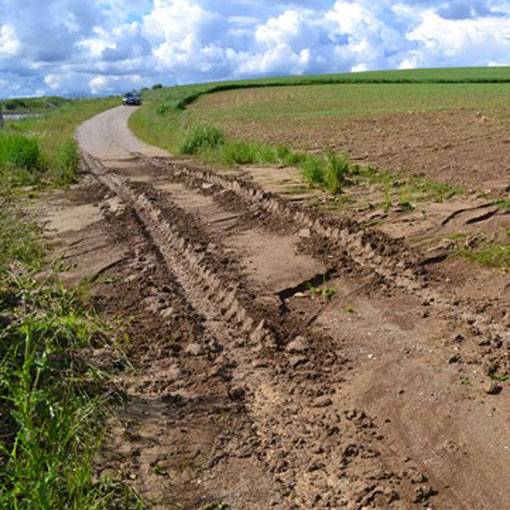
left=134, top=152, right=426, bottom=292
left=136, top=153, right=510, bottom=376
left=81, top=152, right=443, bottom=508
left=82, top=152, right=273, bottom=348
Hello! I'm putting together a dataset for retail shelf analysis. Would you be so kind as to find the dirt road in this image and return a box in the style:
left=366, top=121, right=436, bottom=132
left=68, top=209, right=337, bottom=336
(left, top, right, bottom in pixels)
left=67, top=105, right=510, bottom=509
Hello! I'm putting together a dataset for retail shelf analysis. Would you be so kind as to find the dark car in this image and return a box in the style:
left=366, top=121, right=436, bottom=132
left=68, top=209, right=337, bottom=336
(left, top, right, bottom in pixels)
left=123, top=92, right=142, bottom=106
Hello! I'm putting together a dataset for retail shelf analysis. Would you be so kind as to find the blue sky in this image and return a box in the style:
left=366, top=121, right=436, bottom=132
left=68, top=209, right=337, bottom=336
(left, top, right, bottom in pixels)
left=0, top=0, right=510, bottom=97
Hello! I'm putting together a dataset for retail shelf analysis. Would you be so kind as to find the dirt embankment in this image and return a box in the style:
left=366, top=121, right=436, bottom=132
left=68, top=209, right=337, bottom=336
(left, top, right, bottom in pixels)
left=34, top=105, right=510, bottom=509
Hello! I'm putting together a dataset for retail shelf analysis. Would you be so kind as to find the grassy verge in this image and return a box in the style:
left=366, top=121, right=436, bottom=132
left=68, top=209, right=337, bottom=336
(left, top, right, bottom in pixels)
left=148, top=121, right=463, bottom=201
left=459, top=244, right=510, bottom=268
left=0, top=96, right=142, bottom=509
left=2, top=97, right=119, bottom=188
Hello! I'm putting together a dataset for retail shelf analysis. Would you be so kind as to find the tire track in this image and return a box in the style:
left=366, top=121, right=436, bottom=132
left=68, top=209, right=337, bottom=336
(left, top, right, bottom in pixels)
left=82, top=152, right=446, bottom=508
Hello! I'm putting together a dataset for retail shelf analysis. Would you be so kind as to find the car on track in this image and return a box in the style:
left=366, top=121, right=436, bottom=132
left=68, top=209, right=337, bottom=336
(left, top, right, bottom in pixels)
left=123, top=92, right=142, bottom=106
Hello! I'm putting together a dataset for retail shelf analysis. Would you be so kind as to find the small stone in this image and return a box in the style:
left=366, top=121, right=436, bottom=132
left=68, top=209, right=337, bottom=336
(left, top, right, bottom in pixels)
left=313, top=396, right=333, bottom=408
left=485, top=381, right=502, bottom=395
left=185, top=343, right=203, bottom=356
left=286, top=336, right=309, bottom=353
left=298, top=228, right=311, bottom=239
left=160, top=307, right=174, bottom=318
left=229, top=386, right=245, bottom=401
left=411, top=473, right=428, bottom=484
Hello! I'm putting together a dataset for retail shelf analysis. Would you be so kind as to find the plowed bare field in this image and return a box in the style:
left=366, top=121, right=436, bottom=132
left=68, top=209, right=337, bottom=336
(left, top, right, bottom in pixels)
left=34, top=104, right=510, bottom=509
left=188, top=84, right=510, bottom=190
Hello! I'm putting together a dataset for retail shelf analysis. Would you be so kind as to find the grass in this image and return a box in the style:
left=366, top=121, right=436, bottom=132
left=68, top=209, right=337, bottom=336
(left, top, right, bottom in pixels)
left=458, top=243, right=510, bottom=268
left=0, top=201, right=142, bottom=509
left=493, top=199, right=510, bottom=212
left=0, top=270, right=142, bottom=510
left=177, top=123, right=357, bottom=193
left=0, top=132, right=42, bottom=187
left=3, top=97, right=119, bottom=187
left=0, top=95, right=143, bottom=509
left=0, top=200, right=43, bottom=270
left=309, top=284, right=336, bottom=301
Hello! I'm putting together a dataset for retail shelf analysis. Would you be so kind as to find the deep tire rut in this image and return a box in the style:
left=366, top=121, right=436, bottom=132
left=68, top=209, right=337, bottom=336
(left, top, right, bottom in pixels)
left=83, top=148, right=510, bottom=509
left=82, top=152, right=453, bottom=509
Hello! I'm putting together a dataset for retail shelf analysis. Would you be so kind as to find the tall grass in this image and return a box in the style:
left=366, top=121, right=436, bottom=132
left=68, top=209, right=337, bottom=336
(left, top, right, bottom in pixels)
left=178, top=124, right=354, bottom=193
left=0, top=95, right=142, bottom=509
left=0, top=208, right=142, bottom=509
left=0, top=272, right=142, bottom=510
left=4, top=97, right=119, bottom=187
left=0, top=202, right=42, bottom=270
left=0, top=132, right=42, bottom=187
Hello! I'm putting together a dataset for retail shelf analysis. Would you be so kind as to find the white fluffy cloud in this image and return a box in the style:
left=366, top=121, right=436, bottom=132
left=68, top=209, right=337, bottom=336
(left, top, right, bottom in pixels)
left=1, top=0, right=510, bottom=97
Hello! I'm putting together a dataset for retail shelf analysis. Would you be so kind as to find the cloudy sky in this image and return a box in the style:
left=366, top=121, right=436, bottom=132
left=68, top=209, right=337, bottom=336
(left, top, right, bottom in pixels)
left=1, top=0, right=510, bottom=97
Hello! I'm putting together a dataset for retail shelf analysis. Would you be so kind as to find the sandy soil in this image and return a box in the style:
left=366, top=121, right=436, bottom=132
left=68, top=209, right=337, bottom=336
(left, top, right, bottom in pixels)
left=32, top=106, right=510, bottom=509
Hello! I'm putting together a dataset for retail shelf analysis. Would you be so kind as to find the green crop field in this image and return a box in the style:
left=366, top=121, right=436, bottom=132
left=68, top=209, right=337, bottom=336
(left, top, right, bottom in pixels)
left=187, top=82, right=510, bottom=122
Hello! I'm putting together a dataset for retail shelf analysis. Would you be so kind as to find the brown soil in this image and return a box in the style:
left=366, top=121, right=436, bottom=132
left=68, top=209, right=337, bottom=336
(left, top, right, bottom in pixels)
left=216, top=109, right=510, bottom=192
left=31, top=106, right=510, bottom=509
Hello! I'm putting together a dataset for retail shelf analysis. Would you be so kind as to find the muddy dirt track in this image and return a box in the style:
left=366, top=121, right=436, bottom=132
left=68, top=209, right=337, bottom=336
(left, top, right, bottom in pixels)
left=41, top=105, right=510, bottom=509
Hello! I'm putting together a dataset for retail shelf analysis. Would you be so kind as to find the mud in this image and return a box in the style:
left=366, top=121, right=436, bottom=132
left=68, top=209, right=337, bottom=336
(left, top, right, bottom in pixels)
left=31, top=106, right=510, bottom=509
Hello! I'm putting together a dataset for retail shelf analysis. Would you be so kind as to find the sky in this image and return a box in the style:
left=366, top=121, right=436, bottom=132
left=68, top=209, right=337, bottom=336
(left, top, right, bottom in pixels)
left=1, top=0, right=510, bottom=97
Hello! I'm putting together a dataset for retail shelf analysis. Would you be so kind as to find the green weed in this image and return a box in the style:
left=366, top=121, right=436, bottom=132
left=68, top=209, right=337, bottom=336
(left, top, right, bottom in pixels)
left=6, top=97, right=119, bottom=189
left=458, top=244, right=510, bottom=268
left=0, top=201, right=43, bottom=271
left=180, top=124, right=224, bottom=154
left=493, top=200, right=510, bottom=212
left=0, top=271, right=140, bottom=510
left=490, top=372, right=509, bottom=382
left=53, top=138, right=80, bottom=186
left=309, top=284, right=336, bottom=301
left=0, top=132, right=41, bottom=186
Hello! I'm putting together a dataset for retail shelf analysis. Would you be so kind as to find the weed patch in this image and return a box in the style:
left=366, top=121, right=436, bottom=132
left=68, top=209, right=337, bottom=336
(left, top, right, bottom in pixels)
left=180, top=124, right=224, bottom=154
left=0, top=132, right=42, bottom=186
left=6, top=97, right=119, bottom=188
left=0, top=201, right=43, bottom=271
left=309, top=284, right=336, bottom=301
left=458, top=243, right=510, bottom=268
left=0, top=271, right=141, bottom=509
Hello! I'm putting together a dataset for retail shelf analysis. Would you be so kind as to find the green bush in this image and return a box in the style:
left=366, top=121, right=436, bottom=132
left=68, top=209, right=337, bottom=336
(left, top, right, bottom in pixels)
left=180, top=124, right=225, bottom=154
